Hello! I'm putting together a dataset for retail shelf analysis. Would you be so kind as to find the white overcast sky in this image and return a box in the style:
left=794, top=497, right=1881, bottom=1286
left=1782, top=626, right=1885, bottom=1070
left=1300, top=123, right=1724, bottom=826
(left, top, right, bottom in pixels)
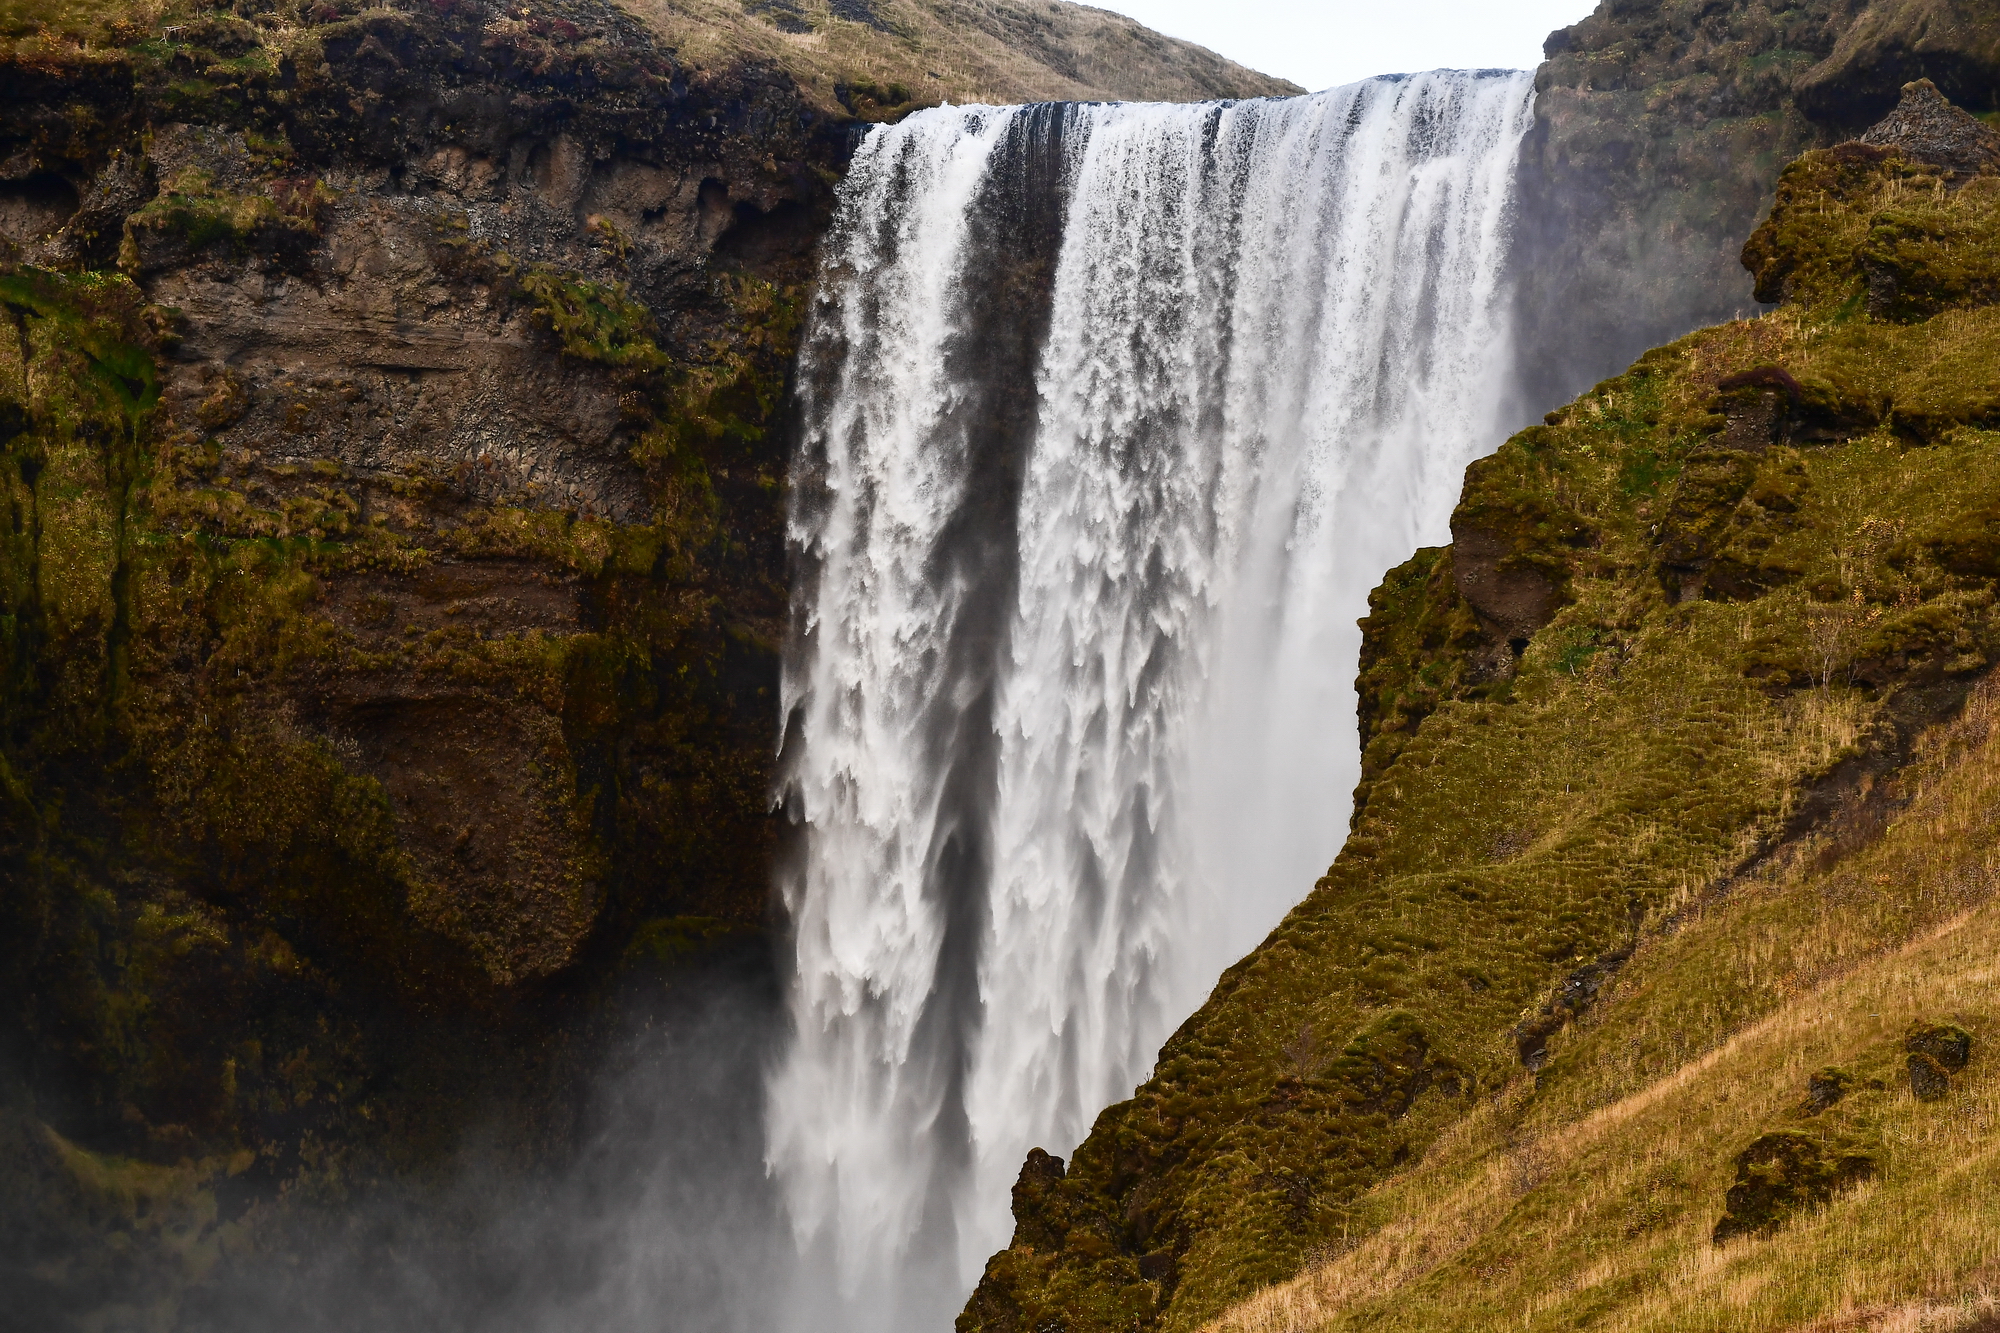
left=1092, top=0, right=1601, bottom=92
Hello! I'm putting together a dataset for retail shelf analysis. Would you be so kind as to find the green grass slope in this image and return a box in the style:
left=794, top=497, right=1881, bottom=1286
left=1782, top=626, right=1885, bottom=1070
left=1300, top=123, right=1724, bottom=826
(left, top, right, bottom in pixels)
left=1202, top=662, right=2000, bottom=1333
left=960, top=90, right=2000, bottom=1333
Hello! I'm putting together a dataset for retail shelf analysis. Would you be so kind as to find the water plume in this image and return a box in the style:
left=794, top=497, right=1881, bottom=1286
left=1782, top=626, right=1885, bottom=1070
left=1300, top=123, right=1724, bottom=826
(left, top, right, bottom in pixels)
left=774, top=72, right=1534, bottom=1330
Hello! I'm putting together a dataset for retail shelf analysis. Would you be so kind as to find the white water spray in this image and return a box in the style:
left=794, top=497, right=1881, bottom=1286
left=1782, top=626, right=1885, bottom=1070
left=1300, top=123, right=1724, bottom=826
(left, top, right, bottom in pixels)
left=772, top=72, right=1534, bottom=1329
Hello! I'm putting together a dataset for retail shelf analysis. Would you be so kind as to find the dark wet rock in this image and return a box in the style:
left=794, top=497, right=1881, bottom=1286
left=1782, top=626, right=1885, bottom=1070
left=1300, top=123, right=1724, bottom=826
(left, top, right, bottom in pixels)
left=0, top=0, right=845, bottom=1295
left=1010, top=1147, right=1072, bottom=1254
left=1513, top=944, right=1632, bottom=1069
left=1804, top=1066, right=1861, bottom=1115
left=1451, top=523, right=1564, bottom=656
left=1714, top=367, right=1806, bottom=454
left=1910, top=1052, right=1954, bottom=1100
left=1907, top=1021, right=1974, bottom=1071
left=1448, top=448, right=1592, bottom=677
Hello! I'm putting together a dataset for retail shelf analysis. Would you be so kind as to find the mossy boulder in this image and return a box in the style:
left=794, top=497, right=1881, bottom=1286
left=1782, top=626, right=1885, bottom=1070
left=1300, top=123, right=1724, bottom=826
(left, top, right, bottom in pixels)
left=1712, top=1129, right=1876, bottom=1243
left=1743, top=142, right=1916, bottom=307
left=1906, top=1021, right=1973, bottom=1100
left=1804, top=1065, right=1863, bottom=1114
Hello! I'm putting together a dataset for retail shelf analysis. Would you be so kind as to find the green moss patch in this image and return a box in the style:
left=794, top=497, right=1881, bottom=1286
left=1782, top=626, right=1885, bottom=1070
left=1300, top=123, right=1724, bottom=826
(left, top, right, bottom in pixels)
left=519, top=267, right=669, bottom=371
left=118, top=168, right=326, bottom=275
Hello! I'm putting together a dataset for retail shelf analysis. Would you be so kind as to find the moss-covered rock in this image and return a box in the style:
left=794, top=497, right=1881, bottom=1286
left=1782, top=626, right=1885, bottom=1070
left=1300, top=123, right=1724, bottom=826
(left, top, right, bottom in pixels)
left=1905, top=1020, right=1973, bottom=1100
left=118, top=167, right=326, bottom=275
left=1712, top=1129, right=1876, bottom=1243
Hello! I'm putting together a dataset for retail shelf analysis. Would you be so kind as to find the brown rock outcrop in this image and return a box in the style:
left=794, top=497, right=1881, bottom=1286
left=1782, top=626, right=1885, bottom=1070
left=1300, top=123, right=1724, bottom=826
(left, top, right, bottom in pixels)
left=1860, top=77, right=2000, bottom=172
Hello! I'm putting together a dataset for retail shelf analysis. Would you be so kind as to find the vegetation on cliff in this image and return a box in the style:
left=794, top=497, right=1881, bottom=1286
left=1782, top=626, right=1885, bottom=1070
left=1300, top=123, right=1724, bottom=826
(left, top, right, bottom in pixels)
left=962, top=84, right=2000, bottom=1333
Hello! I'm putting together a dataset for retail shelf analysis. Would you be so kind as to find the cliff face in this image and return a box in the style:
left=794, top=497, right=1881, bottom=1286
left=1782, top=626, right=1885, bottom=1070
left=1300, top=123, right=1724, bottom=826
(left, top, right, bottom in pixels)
left=962, top=81, right=2000, bottom=1333
left=0, top=0, right=840, bottom=1310
left=1514, top=0, right=2000, bottom=413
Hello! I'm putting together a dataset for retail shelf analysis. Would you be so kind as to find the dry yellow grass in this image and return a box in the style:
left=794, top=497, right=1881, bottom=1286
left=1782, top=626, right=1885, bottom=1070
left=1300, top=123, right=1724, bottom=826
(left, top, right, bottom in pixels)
left=1201, top=678, right=2000, bottom=1333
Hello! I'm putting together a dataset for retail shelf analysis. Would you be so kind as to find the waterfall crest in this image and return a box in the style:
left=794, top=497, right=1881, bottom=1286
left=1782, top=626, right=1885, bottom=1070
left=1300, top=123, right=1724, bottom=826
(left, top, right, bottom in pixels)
left=771, top=72, right=1534, bottom=1329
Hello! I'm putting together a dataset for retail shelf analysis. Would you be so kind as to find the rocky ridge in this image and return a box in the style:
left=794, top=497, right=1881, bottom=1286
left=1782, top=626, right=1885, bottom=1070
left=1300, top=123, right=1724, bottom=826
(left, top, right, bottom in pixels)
left=630, top=0, right=1303, bottom=115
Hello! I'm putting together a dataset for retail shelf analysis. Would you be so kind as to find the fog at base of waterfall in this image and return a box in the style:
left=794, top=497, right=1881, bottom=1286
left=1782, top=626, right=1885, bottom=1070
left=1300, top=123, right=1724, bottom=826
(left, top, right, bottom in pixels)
left=771, top=71, right=1535, bottom=1332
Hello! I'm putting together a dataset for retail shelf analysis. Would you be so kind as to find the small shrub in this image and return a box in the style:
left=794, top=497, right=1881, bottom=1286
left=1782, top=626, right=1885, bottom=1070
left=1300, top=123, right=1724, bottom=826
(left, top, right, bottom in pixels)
left=518, top=267, right=668, bottom=370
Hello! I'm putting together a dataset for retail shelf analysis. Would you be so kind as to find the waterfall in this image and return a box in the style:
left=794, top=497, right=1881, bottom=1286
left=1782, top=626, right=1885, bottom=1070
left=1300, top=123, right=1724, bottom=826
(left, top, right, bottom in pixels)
left=770, top=71, right=1535, bottom=1330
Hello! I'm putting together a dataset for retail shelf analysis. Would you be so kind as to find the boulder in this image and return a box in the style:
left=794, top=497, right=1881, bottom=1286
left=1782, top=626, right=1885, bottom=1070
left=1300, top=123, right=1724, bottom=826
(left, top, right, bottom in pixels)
left=1906, top=1021, right=1973, bottom=1100
left=1713, top=1130, right=1875, bottom=1243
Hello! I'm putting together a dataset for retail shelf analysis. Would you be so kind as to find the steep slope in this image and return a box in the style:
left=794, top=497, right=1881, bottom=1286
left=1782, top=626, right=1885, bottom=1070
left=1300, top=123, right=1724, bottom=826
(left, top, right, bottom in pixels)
left=1515, top=0, right=2000, bottom=411
left=960, top=82, right=2000, bottom=1333
left=1203, top=662, right=2000, bottom=1332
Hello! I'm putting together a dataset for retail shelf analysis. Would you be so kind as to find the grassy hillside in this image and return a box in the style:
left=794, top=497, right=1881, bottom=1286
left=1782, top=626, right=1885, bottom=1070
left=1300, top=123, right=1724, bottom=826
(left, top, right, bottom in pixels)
left=623, top=0, right=1301, bottom=113
left=1206, top=678, right=2000, bottom=1331
left=961, top=88, right=2000, bottom=1333
left=0, top=0, right=1299, bottom=115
